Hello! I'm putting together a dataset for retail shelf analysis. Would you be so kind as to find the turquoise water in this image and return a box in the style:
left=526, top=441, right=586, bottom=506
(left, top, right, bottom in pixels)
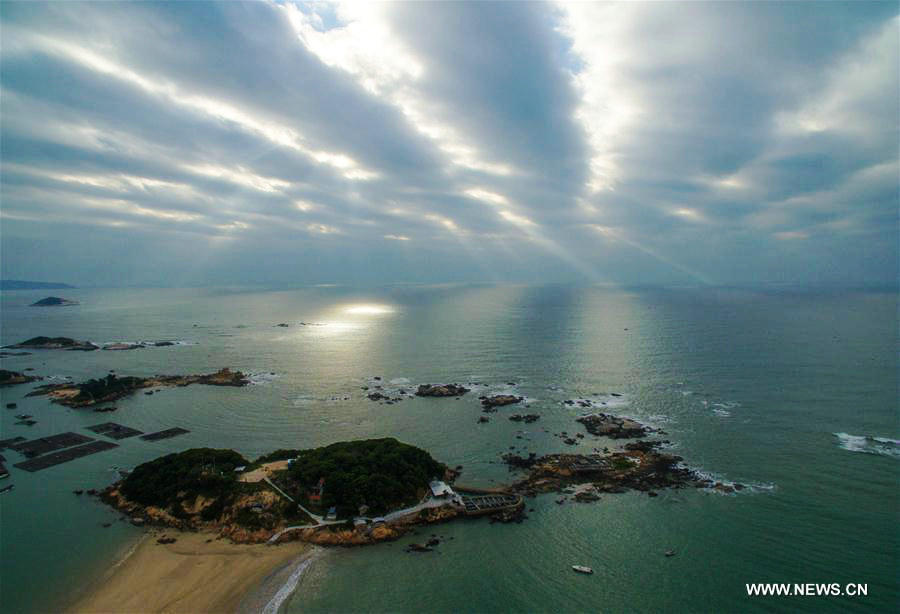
left=0, top=285, right=897, bottom=612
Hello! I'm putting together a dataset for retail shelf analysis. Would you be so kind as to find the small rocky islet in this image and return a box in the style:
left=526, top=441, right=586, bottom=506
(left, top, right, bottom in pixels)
left=29, top=296, right=79, bottom=307
left=0, top=370, right=43, bottom=387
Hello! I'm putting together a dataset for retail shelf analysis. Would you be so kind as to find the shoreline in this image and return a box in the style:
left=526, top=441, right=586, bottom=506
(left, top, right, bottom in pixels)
left=67, top=530, right=310, bottom=614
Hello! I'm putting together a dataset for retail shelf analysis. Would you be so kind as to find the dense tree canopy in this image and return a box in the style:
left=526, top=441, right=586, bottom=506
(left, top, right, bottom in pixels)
left=120, top=448, right=248, bottom=510
left=288, top=438, right=445, bottom=517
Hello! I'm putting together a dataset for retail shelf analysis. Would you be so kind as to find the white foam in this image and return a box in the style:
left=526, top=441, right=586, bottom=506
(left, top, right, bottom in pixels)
left=262, top=552, right=318, bottom=614
left=388, top=377, right=410, bottom=385
left=694, top=470, right=775, bottom=495
left=834, top=432, right=900, bottom=458
left=712, top=408, right=731, bottom=417
left=248, top=372, right=279, bottom=385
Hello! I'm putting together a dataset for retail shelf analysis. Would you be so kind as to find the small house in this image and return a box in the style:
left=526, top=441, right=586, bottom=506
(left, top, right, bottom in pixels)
left=308, top=477, right=325, bottom=503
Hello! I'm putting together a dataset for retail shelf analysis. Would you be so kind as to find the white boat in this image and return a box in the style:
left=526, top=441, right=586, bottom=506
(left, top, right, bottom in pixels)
left=572, top=565, right=593, bottom=574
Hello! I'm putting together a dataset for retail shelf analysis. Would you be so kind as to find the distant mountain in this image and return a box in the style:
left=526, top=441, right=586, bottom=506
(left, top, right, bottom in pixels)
left=0, top=280, right=75, bottom=290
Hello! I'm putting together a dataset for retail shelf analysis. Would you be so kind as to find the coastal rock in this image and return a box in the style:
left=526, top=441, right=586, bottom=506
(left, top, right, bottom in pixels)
left=481, top=395, right=524, bottom=408
left=505, top=448, right=698, bottom=498
left=4, top=336, right=98, bottom=351
left=103, top=343, right=143, bottom=351
left=502, top=452, right=538, bottom=469
left=415, top=383, right=470, bottom=397
left=0, top=369, right=42, bottom=387
left=576, top=413, right=649, bottom=439
left=509, top=414, right=540, bottom=423
left=30, top=296, right=78, bottom=307
left=624, top=440, right=669, bottom=453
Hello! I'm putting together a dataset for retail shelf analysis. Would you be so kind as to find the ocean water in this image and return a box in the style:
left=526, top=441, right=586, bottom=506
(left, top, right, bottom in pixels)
left=0, top=285, right=896, bottom=613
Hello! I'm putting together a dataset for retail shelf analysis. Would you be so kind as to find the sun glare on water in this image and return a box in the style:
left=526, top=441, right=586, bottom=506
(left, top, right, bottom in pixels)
left=342, top=304, right=395, bottom=315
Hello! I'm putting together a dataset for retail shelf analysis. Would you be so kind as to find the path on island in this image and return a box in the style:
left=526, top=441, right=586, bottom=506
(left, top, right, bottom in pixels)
left=267, top=494, right=456, bottom=544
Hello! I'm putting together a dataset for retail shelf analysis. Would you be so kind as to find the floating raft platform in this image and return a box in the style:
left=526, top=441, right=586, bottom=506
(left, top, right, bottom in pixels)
left=10, top=432, right=94, bottom=458
left=87, top=422, right=144, bottom=440
left=0, top=437, right=27, bottom=451
left=140, top=427, right=189, bottom=441
left=14, top=441, right=119, bottom=472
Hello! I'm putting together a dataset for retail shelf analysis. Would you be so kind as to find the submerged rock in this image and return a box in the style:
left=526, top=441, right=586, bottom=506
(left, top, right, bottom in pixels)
left=509, top=414, right=540, bottom=423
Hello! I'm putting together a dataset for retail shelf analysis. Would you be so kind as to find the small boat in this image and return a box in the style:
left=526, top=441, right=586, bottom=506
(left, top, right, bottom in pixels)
left=572, top=565, right=593, bottom=574
left=0, top=484, right=14, bottom=494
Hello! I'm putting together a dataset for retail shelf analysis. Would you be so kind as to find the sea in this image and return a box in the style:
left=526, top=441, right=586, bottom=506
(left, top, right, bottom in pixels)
left=0, top=284, right=897, bottom=613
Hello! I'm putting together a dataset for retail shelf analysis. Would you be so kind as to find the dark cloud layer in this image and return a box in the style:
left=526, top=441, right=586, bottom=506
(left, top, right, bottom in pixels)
left=1, top=1, right=896, bottom=287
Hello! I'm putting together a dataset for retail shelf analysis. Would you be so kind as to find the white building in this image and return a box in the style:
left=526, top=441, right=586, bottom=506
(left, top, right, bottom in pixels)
left=429, top=480, right=455, bottom=498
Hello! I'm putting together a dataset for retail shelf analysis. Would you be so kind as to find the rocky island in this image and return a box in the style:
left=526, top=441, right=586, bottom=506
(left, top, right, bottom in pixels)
left=415, top=383, right=470, bottom=397
left=27, top=368, right=249, bottom=407
left=4, top=336, right=98, bottom=351
left=576, top=413, right=651, bottom=438
left=481, top=394, right=524, bottom=409
left=30, top=296, right=79, bottom=306
left=0, top=369, right=42, bottom=387
left=504, top=439, right=698, bottom=496
left=97, top=438, right=514, bottom=545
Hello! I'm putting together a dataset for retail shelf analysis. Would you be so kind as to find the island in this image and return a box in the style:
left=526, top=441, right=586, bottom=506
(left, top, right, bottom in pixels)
left=97, top=438, right=525, bottom=546
left=4, top=336, right=98, bottom=351
left=415, top=383, right=470, bottom=397
left=0, top=370, right=42, bottom=387
left=27, top=368, right=249, bottom=407
left=30, top=296, right=79, bottom=306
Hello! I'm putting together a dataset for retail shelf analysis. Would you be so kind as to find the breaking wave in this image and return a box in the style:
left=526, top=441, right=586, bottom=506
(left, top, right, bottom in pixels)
left=834, top=433, right=900, bottom=458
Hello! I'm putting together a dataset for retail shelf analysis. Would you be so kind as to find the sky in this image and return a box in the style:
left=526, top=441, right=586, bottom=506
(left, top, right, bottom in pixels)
left=0, top=1, right=897, bottom=288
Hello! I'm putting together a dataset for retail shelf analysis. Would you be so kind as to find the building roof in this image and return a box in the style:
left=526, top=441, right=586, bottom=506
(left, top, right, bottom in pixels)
left=429, top=480, right=454, bottom=497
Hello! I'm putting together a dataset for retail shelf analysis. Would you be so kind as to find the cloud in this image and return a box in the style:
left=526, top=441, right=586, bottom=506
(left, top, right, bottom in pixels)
left=0, top=1, right=896, bottom=286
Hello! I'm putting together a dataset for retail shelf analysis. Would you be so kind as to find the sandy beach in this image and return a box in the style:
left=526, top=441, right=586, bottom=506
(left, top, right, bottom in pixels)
left=68, top=531, right=310, bottom=614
